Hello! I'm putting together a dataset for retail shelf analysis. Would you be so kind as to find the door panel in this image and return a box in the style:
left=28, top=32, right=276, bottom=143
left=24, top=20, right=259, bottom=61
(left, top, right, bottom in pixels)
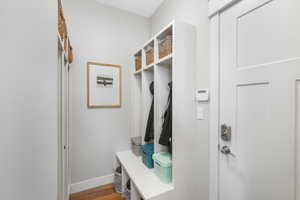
left=237, top=0, right=300, bottom=68
left=219, top=0, right=300, bottom=199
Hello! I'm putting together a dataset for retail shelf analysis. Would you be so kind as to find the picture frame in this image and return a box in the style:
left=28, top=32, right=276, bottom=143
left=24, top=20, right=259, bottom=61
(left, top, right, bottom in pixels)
left=87, top=62, right=122, bottom=108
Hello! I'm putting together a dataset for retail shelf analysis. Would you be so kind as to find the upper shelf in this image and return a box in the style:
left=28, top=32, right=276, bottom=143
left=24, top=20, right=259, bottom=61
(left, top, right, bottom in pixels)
left=116, top=151, right=174, bottom=200
left=144, top=63, right=154, bottom=71
left=134, top=69, right=142, bottom=75
left=143, top=39, right=154, bottom=50
left=157, top=23, right=173, bottom=40
left=134, top=49, right=142, bottom=57
left=132, top=54, right=172, bottom=75
left=133, top=22, right=174, bottom=75
left=157, top=54, right=173, bottom=66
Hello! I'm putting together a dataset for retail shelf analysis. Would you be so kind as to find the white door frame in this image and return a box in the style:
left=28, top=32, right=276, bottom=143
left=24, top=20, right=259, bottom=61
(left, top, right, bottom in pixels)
left=208, top=0, right=240, bottom=18
left=58, top=40, right=71, bottom=200
left=208, top=1, right=242, bottom=200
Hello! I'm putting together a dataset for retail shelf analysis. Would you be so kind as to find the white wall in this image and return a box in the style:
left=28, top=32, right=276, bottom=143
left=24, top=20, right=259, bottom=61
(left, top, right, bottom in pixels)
left=63, top=0, right=150, bottom=184
left=0, top=1, right=57, bottom=200
left=151, top=1, right=210, bottom=199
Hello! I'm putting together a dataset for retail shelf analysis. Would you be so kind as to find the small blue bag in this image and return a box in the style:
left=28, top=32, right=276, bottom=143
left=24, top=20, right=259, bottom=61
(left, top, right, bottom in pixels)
left=142, top=143, right=154, bottom=169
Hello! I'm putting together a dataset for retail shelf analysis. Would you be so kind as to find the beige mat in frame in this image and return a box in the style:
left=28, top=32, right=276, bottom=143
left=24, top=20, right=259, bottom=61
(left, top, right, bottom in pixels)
left=87, top=62, right=121, bottom=108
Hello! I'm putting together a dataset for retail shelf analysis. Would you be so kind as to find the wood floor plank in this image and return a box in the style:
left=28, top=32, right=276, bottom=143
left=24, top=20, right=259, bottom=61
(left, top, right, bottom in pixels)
left=70, top=184, right=117, bottom=200
left=79, top=188, right=116, bottom=200
left=94, top=193, right=124, bottom=200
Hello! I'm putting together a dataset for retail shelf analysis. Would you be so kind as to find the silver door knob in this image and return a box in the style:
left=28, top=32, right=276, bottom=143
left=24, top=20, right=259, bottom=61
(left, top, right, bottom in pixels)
left=220, top=146, right=236, bottom=158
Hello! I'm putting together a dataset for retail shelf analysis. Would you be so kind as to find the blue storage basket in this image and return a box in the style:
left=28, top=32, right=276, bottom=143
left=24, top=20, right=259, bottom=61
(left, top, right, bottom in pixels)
left=142, top=143, right=154, bottom=169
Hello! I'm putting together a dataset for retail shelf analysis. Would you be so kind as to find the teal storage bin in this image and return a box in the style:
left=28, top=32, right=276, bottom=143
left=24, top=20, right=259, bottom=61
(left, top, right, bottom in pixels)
left=152, top=152, right=172, bottom=184
left=142, top=143, right=154, bottom=169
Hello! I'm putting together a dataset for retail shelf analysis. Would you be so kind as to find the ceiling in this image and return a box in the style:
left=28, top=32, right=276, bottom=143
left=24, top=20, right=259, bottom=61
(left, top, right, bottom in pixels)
left=95, top=0, right=165, bottom=17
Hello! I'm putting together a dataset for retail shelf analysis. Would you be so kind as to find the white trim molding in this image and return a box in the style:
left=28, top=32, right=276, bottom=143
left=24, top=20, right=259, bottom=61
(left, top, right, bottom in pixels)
left=68, top=185, right=71, bottom=199
left=209, top=1, right=241, bottom=199
left=209, top=0, right=240, bottom=18
left=70, top=174, right=114, bottom=194
left=209, top=13, right=220, bottom=200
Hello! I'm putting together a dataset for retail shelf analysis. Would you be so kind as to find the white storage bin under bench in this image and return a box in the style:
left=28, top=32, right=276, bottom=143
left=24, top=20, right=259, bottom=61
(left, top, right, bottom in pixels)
left=116, top=151, right=174, bottom=200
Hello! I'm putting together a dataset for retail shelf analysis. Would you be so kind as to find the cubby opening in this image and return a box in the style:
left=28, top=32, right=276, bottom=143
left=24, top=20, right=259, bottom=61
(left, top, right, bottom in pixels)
left=144, top=40, right=155, bottom=67
left=132, top=74, right=142, bottom=140
left=134, top=50, right=142, bottom=72
left=122, top=169, right=131, bottom=200
left=155, top=64, right=172, bottom=154
left=142, top=70, right=154, bottom=144
left=157, top=25, right=173, bottom=60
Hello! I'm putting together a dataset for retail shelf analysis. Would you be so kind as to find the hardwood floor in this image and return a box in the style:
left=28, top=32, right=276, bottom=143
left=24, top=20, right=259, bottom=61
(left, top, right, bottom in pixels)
left=70, top=184, right=124, bottom=200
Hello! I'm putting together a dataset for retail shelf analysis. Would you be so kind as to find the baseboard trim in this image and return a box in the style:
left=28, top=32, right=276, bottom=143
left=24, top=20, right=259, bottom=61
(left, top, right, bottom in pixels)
left=70, top=174, right=114, bottom=194
left=68, top=184, right=71, bottom=197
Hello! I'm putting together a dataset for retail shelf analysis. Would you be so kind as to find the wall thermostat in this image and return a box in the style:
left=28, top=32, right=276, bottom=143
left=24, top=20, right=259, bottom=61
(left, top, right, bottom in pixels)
left=196, top=89, right=209, bottom=102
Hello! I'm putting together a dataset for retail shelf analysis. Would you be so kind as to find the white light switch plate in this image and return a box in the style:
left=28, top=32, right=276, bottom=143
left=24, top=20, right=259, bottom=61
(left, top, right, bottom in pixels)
left=196, top=106, right=204, bottom=120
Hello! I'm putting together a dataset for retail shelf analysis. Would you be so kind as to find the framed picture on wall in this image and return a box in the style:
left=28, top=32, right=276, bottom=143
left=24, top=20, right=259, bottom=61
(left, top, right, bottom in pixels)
left=87, top=62, right=121, bottom=108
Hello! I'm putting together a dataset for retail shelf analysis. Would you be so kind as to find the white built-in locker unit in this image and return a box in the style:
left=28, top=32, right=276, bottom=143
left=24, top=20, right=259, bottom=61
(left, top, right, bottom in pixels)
left=116, top=21, right=198, bottom=200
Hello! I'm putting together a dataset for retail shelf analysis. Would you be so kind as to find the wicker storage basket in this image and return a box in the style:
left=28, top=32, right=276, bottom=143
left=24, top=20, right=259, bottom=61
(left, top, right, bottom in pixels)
left=146, top=47, right=154, bottom=65
left=64, top=35, right=68, bottom=52
left=131, top=137, right=142, bottom=156
left=114, top=167, right=122, bottom=194
left=68, top=39, right=73, bottom=64
left=135, top=56, right=142, bottom=71
left=159, top=35, right=172, bottom=59
left=58, top=8, right=65, bottom=39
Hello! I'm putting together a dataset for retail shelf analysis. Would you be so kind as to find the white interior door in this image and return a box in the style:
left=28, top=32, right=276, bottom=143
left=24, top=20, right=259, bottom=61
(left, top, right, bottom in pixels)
left=218, top=0, right=300, bottom=199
